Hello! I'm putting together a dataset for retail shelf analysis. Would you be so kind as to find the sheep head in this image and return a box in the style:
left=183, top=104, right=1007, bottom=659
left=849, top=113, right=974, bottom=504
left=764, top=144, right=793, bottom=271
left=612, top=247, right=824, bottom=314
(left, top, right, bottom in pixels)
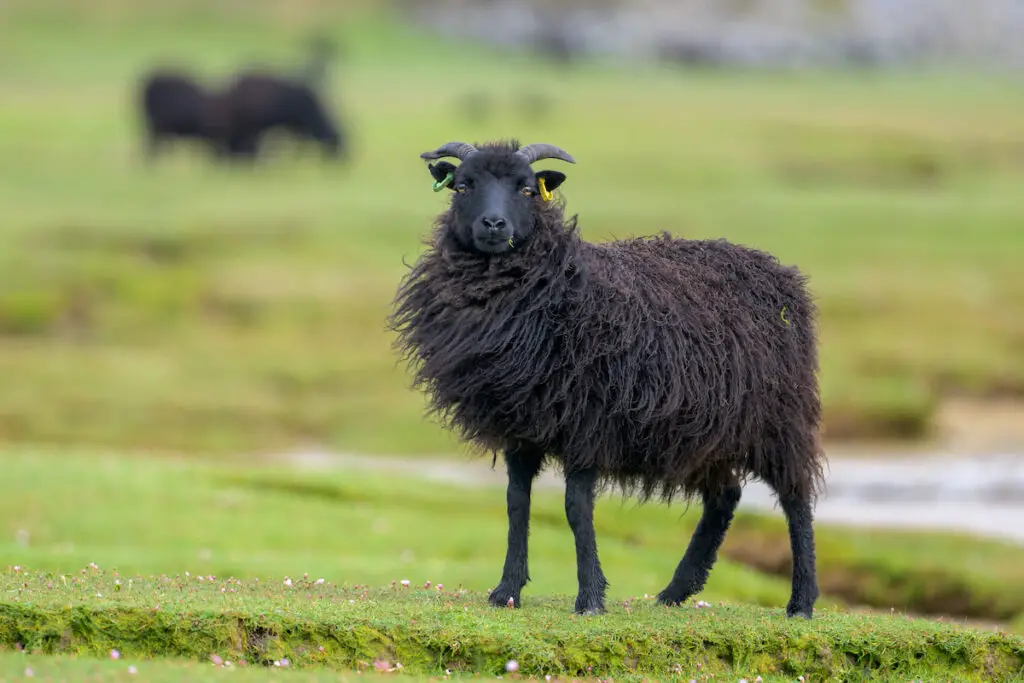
left=420, top=140, right=575, bottom=255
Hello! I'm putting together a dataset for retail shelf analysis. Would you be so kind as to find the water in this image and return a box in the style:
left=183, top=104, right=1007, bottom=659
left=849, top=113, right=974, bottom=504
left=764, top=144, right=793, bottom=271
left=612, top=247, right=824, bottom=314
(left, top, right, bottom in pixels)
left=281, top=448, right=1024, bottom=545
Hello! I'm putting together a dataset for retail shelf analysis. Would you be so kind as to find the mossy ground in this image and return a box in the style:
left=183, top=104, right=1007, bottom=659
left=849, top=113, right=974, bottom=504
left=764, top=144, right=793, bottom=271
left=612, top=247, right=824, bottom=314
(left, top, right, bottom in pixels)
left=1, top=3, right=1023, bottom=454
left=3, top=567, right=1023, bottom=682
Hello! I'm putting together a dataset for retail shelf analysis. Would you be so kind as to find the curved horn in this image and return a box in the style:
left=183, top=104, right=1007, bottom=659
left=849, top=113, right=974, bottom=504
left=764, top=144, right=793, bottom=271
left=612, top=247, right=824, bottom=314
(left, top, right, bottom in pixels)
left=517, top=143, right=576, bottom=165
left=420, top=142, right=479, bottom=162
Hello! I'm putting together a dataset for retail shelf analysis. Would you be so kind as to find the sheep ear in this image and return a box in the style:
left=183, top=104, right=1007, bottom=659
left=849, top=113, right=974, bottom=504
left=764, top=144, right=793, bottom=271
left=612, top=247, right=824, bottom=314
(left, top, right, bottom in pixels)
left=428, top=162, right=458, bottom=190
left=535, top=170, right=566, bottom=192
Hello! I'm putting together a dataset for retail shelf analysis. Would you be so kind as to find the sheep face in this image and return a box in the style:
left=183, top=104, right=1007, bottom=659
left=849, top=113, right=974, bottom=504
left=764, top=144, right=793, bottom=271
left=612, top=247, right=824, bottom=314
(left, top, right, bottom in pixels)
left=422, top=142, right=573, bottom=256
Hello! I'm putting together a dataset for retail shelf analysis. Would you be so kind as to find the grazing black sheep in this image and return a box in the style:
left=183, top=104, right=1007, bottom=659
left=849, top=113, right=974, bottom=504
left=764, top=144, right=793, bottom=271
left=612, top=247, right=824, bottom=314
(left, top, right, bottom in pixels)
left=218, top=71, right=346, bottom=161
left=388, top=140, right=826, bottom=619
left=137, top=69, right=226, bottom=159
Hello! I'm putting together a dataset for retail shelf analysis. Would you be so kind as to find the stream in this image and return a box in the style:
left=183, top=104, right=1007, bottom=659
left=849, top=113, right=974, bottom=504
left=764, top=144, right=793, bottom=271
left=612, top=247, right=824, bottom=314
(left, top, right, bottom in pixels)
left=280, top=448, right=1024, bottom=545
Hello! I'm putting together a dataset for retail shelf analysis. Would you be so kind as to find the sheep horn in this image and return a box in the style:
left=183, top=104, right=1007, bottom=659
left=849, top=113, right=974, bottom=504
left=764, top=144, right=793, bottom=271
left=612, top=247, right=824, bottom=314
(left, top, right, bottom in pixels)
left=517, top=143, right=576, bottom=165
left=420, top=142, right=479, bottom=162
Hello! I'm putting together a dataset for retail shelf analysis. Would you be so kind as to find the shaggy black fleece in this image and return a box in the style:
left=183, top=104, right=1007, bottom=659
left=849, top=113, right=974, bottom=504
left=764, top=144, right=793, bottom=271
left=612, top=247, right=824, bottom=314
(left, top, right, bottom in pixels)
left=389, top=144, right=825, bottom=507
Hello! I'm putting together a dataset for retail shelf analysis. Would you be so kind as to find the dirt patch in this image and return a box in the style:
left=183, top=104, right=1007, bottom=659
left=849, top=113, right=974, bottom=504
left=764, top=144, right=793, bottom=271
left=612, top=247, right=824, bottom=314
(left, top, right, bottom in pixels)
left=822, top=395, right=1024, bottom=455
left=934, top=396, right=1024, bottom=453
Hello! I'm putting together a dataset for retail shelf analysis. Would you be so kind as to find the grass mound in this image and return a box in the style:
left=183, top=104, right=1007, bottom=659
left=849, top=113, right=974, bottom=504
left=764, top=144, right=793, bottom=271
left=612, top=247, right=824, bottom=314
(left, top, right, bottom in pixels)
left=3, top=567, right=1023, bottom=682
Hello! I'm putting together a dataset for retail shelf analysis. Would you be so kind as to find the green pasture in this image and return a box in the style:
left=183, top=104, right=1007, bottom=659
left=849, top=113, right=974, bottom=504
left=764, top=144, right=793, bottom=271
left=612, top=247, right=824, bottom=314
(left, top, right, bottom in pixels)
left=2, top=448, right=1024, bottom=681
left=4, top=446, right=1024, bottom=627
left=0, top=4, right=1022, bottom=455
left=2, top=3, right=1024, bottom=678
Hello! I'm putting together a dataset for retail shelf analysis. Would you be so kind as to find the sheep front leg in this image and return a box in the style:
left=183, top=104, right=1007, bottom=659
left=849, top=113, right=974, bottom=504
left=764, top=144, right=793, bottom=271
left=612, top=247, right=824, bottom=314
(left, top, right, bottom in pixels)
left=488, top=443, right=544, bottom=609
left=564, top=467, right=608, bottom=615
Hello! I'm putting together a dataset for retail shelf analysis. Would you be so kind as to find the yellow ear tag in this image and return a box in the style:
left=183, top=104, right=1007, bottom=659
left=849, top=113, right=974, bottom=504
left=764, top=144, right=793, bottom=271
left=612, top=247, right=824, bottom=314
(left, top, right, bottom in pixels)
left=538, top=177, right=553, bottom=202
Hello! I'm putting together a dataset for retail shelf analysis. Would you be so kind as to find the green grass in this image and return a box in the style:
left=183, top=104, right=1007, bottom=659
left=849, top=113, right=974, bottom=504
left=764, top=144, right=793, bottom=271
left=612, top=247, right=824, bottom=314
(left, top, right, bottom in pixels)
left=3, top=651, right=535, bottom=683
left=0, top=5, right=1022, bottom=454
left=4, top=652, right=389, bottom=683
left=5, top=446, right=1024, bottom=630
left=5, top=446, right=1024, bottom=680
left=3, top=570, right=1023, bottom=682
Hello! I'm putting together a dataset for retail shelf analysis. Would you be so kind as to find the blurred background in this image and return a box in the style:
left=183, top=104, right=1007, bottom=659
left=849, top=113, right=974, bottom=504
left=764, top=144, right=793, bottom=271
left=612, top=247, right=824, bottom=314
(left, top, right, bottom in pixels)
left=2, top=0, right=1023, bottom=634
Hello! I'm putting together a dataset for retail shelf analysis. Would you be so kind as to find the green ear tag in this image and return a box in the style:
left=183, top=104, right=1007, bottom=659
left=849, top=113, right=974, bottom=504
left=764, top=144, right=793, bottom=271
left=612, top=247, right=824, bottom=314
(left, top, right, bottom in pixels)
left=432, top=172, right=454, bottom=192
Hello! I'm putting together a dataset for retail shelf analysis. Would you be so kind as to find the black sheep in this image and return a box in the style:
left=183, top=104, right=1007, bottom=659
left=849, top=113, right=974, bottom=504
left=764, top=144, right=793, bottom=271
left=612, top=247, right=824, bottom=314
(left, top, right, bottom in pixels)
left=218, top=71, right=346, bottom=161
left=137, top=69, right=226, bottom=159
left=388, top=140, right=827, bottom=619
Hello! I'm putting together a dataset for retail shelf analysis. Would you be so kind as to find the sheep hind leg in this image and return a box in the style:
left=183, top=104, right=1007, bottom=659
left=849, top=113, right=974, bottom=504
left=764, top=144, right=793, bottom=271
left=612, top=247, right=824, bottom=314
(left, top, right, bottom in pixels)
left=656, top=480, right=742, bottom=606
left=564, top=467, right=608, bottom=615
left=488, top=443, right=544, bottom=609
left=777, top=491, right=819, bottom=619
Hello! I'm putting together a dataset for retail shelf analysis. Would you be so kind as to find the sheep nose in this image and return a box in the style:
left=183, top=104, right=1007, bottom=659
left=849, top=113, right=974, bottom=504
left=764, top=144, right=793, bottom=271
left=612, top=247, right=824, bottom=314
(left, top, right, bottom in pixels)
left=481, top=215, right=507, bottom=232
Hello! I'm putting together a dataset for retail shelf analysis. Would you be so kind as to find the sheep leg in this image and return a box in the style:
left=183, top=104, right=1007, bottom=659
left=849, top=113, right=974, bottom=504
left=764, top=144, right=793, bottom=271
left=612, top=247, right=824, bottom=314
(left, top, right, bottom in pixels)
left=488, top=443, right=544, bottom=609
left=656, top=481, right=742, bottom=606
left=142, top=130, right=162, bottom=162
left=564, top=467, right=608, bottom=615
left=779, top=493, right=819, bottom=619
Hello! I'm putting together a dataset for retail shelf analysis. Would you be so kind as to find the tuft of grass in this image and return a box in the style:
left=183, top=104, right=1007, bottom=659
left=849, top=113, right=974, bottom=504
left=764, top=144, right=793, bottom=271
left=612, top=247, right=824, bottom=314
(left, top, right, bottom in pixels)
left=2, top=568, right=1023, bottom=682
left=0, top=7, right=1022, bottom=453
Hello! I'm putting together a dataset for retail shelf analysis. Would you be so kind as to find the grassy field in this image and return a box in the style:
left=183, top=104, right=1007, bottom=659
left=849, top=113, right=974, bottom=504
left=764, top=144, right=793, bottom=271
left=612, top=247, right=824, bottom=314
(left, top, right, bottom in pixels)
left=4, top=446, right=1024, bottom=679
left=2, top=3, right=1023, bottom=679
left=5, top=446, right=1024, bottom=626
left=0, top=4, right=1022, bottom=455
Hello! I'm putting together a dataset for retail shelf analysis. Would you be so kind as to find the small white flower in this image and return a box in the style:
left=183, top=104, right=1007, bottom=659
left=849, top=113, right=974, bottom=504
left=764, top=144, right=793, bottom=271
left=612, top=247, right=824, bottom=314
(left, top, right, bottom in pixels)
left=128, top=665, right=137, bottom=675
left=315, top=578, right=325, bottom=585
left=400, top=579, right=410, bottom=587
left=283, top=578, right=293, bottom=587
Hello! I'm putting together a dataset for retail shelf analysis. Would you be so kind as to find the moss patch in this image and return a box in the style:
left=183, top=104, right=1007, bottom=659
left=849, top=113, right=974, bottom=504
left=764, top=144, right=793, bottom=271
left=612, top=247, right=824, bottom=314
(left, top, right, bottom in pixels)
left=2, top=568, right=1023, bottom=681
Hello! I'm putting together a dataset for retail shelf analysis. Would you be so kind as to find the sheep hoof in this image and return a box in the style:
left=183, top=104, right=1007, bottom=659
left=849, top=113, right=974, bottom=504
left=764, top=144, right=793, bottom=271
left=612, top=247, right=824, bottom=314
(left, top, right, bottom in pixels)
left=786, top=604, right=814, bottom=620
left=574, top=596, right=605, bottom=615
left=655, top=588, right=691, bottom=606
left=488, top=584, right=522, bottom=609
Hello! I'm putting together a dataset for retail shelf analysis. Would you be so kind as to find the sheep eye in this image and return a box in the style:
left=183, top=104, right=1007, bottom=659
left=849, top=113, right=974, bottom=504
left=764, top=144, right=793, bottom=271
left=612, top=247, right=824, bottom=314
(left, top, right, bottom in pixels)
left=455, top=183, right=468, bottom=193
left=521, top=187, right=535, bottom=197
